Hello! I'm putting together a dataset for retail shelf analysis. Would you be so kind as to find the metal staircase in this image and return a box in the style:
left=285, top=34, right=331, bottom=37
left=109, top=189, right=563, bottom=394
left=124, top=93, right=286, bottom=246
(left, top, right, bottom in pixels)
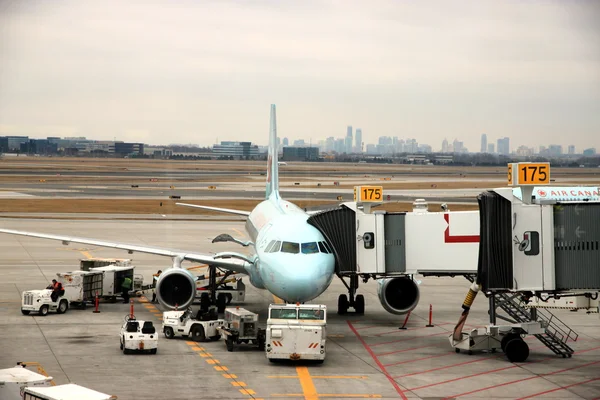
left=493, top=292, right=578, bottom=358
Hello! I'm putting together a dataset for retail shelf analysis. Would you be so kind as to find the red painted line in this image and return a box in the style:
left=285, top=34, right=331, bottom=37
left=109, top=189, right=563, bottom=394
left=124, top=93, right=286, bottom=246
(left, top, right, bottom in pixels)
left=354, top=324, right=388, bottom=331
left=376, top=343, right=441, bottom=357
left=384, top=352, right=453, bottom=368
left=445, top=359, right=600, bottom=399
left=444, top=213, right=479, bottom=243
left=516, top=376, right=600, bottom=400
left=374, top=322, right=453, bottom=337
left=347, top=320, right=408, bottom=400
left=370, top=331, right=449, bottom=347
left=394, top=353, right=493, bottom=378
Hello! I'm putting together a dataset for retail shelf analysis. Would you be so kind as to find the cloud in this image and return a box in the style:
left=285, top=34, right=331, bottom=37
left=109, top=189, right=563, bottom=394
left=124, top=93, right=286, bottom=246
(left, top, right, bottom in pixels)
left=0, top=0, right=598, bottom=151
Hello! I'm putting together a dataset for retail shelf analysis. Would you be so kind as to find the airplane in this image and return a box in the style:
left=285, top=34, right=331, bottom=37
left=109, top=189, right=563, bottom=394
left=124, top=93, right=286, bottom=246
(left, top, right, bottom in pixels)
left=0, top=105, right=419, bottom=316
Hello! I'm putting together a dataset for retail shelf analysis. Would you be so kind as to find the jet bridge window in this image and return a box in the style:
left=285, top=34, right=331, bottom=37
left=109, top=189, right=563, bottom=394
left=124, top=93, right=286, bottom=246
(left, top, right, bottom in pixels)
left=281, top=241, right=299, bottom=254
left=301, top=242, right=319, bottom=254
left=270, top=308, right=298, bottom=319
left=298, top=309, right=325, bottom=320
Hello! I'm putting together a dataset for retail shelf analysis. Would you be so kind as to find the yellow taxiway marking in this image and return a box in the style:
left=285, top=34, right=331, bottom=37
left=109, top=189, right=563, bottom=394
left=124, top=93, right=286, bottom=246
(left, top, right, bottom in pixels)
left=185, top=341, right=196, bottom=346
left=269, top=376, right=368, bottom=380
left=80, top=250, right=93, bottom=260
left=297, top=367, right=318, bottom=400
left=214, top=366, right=229, bottom=371
left=206, top=359, right=220, bottom=365
left=240, top=389, right=256, bottom=396
left=223, top=374, right=238, bottom=379
left=199, top=352, right=213, bottom=357
left=190, top=346, right=204, bottom=352
left=271, top=395, right=381, bottom=398
left=231, top=381, right=247, bottom=387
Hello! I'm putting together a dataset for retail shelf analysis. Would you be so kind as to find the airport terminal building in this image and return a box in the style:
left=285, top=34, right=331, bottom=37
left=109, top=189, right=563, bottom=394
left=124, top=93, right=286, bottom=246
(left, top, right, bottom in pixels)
left=212, top=141, right=260, bottom=159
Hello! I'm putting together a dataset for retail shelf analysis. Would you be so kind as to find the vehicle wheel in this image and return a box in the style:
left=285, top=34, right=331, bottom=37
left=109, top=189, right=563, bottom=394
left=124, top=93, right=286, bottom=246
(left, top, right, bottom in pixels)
left=354, top=294, right=365, bottom=315
left=501, top=333, right=520, bottom=352
left=21, top=309, right=31, bottom=315
left=217, top=293, right=227, bottom=314
left=505, top=338, right=529, bottom=363
left=314, top=360, right=325, bottom=365
left=56, top=300, right=68, bottom=314
left=123, top=348, right=131, bottom=355
left=211, top=334, right=221, bottom=341
left=468, top=350, right=473, bottom=355
left=338, top=294, right=349, bottom=315
left=150, top=349, right=157, bottom=354
left=455, top=348, right=460, bottom=353
left=225, top=293, right=233, bottom=304
left=191, top=325, right=206, bottom=342
left=268, top=358, right=277, bottom=363
left=39, top=305, right=49, bottom=316
left=120, top=341, right=123, bottom=350
left=226, top=337, right=234, bottom=352
left=164, top=327, right=175, bottom=339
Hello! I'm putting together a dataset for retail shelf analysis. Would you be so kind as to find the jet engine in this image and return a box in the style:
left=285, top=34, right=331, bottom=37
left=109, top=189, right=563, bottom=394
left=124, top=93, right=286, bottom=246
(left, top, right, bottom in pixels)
left=155, top=268, right=196, bottom=310
left=377, top=277, right=420, bottom=315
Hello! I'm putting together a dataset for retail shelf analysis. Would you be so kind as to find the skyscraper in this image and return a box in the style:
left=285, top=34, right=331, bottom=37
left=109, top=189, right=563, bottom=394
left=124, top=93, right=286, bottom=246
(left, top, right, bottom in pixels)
left=282, top=137, right=289, bottom=146
left=481, top=134, right=487, bottom=153
left=488, top=143, right=495, bottom=153
left=497, top=137, right=510, bottom=155
left=346, top=126, right=353, bottom=153
left=355, top=129, right=362, bottom=152
left=442, top=138, right=449, bottom=153
left=568, top=145, right=575, bottom=155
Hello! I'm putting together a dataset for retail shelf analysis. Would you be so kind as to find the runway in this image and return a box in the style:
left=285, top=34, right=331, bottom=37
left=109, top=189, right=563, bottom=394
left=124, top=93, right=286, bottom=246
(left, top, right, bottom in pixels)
left=1, top=218, right=599, bottom=399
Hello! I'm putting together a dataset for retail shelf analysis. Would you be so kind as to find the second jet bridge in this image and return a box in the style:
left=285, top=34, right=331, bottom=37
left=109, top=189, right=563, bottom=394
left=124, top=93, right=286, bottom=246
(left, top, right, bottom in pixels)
left=307, top=202, right=480, bottom=278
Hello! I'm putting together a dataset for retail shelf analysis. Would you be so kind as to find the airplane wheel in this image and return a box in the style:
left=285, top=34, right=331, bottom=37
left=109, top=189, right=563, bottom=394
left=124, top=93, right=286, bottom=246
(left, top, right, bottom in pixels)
left=39, top=305, right=49, bottom=316
left=21, top=310, right=31, bottom=315
left=191, top=325, right=206, bottom=342
left=354, top=295, right=365, bottom=314
left=338, top=295, right=349, bottom=315
left=164, top=327, right=174, bottom=339
left=505, top=338, right=529, bottom=363
left=56, top=300, right=68, bottom=314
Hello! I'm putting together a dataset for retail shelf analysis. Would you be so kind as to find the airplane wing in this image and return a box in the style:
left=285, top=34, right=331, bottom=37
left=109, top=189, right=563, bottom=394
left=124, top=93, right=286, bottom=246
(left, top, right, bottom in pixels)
left=0, top=228, right=251, bottom=273
left=176, top=202, right=251, bottom=216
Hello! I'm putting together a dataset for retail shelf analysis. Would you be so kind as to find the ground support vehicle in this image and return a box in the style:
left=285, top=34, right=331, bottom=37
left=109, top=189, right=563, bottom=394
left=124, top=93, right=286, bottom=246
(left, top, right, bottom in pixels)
left=89, top=265, right=136, bottom=302
left=21, top=271, right=104, bottom=316
left=0, top=364, right=53, bottom=400
left=23, top=383, right=117, bottom=400
left=119, top=315, right=158, bottom=354
left=196, top=279, right=246, bottom=306
left=265, top=303, right=327, bottom=363
left=449, top=321, right=546, bottom=362
left=218, top=307, right=265, bottom=352
left=162, top=308, right=224, bottom=342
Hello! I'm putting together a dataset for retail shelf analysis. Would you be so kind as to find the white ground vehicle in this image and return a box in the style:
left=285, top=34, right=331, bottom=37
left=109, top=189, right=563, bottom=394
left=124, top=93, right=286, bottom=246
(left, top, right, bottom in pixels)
left=119, top=316, right=158, bottom=354
left=162, top=308, right=224, bottom=342
left=21, top=271, right=103, bottom=316
left=0, top=365, right=53, bottom=400
left=196, top=279, right=246, bottom=305
left=218, top=307, right=266, bottom=352
left=265, top=303, right=327, bottom=363
left=23, top=383, right=117, bottom=400
left=89, top=265, right=136, bottom=301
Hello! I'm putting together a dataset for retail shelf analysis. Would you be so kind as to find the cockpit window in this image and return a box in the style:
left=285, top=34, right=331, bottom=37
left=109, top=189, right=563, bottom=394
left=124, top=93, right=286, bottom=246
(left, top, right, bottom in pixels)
left=281, top=242, right=299, bottom=254
left=270, top=241, right=281, bottom=253
left=264, top=240, right=276, bottom=253
left=322, top=241, right=333, bottom=253
left=301, top=242, right=319, bottom=254
left=318, top=242, right=329, bottom=254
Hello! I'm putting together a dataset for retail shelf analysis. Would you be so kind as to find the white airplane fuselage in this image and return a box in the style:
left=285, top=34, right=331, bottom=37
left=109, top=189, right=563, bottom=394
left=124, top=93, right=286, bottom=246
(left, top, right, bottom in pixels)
left=243, top=195, right=335, bottom=303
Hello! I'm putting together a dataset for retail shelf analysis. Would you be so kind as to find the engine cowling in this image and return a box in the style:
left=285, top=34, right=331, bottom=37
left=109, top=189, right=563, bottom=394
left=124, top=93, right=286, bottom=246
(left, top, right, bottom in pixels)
left=377, top=277, right=420, bottom=315
left=156, top=268, right=196, bottom=310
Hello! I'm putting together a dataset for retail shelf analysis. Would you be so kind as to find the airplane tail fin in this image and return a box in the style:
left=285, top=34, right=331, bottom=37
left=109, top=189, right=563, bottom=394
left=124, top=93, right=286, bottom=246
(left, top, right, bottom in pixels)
left=265, top=104, right=280, bottom=200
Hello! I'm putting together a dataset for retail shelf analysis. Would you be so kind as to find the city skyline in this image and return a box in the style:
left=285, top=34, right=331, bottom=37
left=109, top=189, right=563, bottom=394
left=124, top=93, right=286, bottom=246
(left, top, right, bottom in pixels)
left=1, top=1, right=599, bottom=150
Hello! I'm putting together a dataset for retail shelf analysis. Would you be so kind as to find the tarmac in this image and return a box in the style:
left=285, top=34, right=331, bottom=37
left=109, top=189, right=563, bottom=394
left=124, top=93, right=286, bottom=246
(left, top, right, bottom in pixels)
left=1, top=218, right=599, bottom=400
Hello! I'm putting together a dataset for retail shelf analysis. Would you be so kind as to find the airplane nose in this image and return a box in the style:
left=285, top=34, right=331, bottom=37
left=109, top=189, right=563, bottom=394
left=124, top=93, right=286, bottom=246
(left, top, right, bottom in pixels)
left=264, top=256, right=334, bottom=303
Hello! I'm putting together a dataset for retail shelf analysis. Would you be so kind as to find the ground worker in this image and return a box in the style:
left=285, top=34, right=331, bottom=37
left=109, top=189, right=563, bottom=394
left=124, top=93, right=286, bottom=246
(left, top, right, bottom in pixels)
left=151, top=270, right=162, bottom=303
left=121, top=276, right=132, bottom=303
left=49, top=279, right=63, bottom=302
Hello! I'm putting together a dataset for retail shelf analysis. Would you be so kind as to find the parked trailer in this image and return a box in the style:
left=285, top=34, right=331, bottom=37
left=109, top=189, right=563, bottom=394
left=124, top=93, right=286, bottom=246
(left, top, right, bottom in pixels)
left=23, top=383, right=117, bottom=400
left=21, top=271, right=103, bottom=316
left=265, top=303, right=327, bottom=363
left=218, top=307, right=265, bottom=352
left=89, top=265, right=135, bottom=301
left=0, top=365, right=53, bottom=400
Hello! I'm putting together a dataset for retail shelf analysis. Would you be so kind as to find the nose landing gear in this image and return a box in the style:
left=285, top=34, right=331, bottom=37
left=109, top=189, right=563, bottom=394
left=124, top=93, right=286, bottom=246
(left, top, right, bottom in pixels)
left=337, top=275, right=365, bottom=315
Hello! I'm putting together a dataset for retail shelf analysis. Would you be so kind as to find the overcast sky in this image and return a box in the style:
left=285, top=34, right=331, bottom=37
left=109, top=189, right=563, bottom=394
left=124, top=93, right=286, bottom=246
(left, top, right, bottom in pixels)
left=1, top=0, right=599, bottom=151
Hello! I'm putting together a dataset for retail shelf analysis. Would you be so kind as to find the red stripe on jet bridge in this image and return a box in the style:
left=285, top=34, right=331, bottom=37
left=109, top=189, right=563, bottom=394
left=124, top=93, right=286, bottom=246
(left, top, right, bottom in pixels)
left=444, top=213, right=479, bottom=243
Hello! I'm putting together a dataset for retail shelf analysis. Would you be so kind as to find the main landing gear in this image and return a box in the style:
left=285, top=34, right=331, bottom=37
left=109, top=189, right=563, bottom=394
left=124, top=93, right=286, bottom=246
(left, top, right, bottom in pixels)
left=198, top=265, right=231, bottom=315
left=337, top=274, right=365, bottom=315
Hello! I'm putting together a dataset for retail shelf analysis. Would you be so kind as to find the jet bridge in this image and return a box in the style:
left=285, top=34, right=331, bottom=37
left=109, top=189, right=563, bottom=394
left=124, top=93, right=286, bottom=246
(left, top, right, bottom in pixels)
left=307, top=185, right=480, bottom=315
